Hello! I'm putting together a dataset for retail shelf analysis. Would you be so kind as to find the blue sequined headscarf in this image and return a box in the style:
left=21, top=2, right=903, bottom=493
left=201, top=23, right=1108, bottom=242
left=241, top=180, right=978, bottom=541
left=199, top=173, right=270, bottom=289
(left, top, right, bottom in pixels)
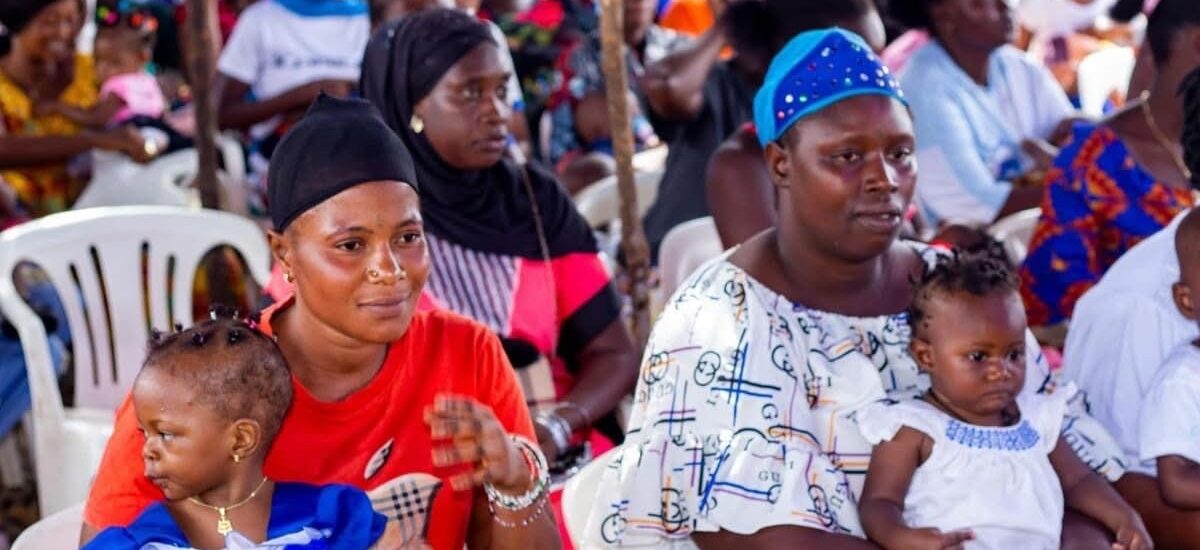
left=753, top=28, right=907, bottom=147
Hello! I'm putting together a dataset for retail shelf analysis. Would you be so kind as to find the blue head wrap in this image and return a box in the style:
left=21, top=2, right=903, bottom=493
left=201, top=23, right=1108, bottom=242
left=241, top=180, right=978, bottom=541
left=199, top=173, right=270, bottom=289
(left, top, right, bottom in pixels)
left=753, top=28, right=907, bottom=147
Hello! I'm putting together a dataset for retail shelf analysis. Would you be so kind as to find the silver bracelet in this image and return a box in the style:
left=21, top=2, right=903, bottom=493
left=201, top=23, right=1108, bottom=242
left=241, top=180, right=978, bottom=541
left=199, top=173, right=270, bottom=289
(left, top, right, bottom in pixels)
left=534, top=409, right=572, bottom=456
left=484, top=435, right=550, bottom=511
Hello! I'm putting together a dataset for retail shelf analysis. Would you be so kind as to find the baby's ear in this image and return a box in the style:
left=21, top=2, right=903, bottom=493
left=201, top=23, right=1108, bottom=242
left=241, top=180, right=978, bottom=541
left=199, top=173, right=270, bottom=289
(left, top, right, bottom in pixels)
left=1173, top=281, right=1197, bottom=321
left=909, top=337, right=935, bottom=373
left=230, top=418, right=263, bottom=462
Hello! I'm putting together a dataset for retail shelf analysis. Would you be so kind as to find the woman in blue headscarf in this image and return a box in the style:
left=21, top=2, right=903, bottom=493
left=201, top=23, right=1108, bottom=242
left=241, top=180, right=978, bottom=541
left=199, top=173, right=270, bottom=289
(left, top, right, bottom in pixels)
left=581, top=28, right=1129, bottom=549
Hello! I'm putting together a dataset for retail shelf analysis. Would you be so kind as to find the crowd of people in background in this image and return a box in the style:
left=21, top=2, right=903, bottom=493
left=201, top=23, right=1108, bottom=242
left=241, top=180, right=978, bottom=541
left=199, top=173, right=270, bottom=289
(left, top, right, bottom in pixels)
left=2, top=0, right=1200, bottom=548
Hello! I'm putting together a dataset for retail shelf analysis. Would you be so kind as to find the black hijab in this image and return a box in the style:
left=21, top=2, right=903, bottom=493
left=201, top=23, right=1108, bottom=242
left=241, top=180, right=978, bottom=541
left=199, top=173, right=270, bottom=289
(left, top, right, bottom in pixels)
left=360, top=8, right=597, bottom=260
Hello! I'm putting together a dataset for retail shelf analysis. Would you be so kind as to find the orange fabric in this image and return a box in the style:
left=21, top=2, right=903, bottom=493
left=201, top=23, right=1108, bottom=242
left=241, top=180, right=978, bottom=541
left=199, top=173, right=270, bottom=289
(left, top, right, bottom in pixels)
left=84, top=302, right=535, bottom=550
left=659, top=0, right=713, bottom=36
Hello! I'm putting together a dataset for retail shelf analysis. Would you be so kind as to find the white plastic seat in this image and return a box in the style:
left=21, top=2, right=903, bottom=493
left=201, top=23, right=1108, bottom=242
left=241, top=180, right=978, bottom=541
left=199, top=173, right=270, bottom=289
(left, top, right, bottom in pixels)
left=0, top=206, right=271, bottom=515
left=987, top=207, right=1042, bottom=266
left=1077, top=46, right=1136, bottom=118
left=657, top=216, right=723, bottom=304
left=574, top=169, right=663, bottom=229
left=75, top=134, right=247, bottom=210
left=10, top=502, right=83, bottom=550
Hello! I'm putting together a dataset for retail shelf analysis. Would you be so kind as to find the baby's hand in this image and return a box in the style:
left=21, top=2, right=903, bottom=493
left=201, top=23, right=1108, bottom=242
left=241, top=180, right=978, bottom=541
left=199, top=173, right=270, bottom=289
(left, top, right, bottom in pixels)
left=897, top=527, right=974, bottom=550
left=1112, top=517, right=1153, bottom=550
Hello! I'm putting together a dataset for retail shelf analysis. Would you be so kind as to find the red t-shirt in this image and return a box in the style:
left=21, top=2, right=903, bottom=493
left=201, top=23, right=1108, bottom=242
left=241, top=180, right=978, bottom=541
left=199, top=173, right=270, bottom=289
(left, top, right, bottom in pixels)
left=84, top=302, right=535, bottom=550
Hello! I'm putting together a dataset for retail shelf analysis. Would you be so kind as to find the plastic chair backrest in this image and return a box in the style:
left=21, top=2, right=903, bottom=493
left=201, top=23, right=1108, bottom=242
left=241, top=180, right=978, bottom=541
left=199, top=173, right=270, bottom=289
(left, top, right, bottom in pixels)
left=1077, top=46, right=1136, bottom=118
left=0, top=206, right=272, bottom=412
left=658, top=216, right=723, bottom=301
left=574, top=170, right=663, bottom=229
left=987, top=207, right=1042, bottom=266
left=11, top=503, right=83, bottom=550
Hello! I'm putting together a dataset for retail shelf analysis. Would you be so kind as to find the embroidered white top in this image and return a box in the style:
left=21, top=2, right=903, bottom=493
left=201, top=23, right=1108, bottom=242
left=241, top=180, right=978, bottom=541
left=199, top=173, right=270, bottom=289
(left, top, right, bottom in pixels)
left=857, top=391, right=1072, bottom=550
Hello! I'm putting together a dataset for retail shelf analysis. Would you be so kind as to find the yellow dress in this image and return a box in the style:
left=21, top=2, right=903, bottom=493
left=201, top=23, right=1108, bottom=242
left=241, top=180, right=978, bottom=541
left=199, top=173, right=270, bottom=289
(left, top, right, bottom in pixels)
left=0, top=54, right=98, bottom=217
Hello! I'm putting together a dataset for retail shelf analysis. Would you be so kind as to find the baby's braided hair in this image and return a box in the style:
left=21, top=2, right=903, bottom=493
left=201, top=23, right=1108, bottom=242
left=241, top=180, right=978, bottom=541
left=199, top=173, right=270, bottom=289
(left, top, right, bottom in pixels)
left=907, top=240, right=1019, bottom=338
left=142, top=305, right=292, bottom=444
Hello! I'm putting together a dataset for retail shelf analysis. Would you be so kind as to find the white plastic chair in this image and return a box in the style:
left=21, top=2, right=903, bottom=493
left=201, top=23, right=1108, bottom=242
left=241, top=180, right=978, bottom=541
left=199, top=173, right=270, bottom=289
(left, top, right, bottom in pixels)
left=561, top=447, right=619, bottom=548
left=76, top=134, right=247, bottom=210
left=10, top=503, right=83, bottom=550
left=1077, top=46, right=1136, bottom=118
left=657, top=217, right=723, bottom=303
left=574, top=169, right=663, bottom=229
left=987, top=207, right=1042, bottom=266
left=0, top=206, right=271, bottom=515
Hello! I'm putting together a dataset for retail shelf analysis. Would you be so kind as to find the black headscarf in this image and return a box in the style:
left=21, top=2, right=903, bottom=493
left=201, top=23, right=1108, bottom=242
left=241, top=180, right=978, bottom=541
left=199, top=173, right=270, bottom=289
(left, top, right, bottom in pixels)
left=360, top=8, right=597, bottom=259
left=268, top=94, right=419, bottom=231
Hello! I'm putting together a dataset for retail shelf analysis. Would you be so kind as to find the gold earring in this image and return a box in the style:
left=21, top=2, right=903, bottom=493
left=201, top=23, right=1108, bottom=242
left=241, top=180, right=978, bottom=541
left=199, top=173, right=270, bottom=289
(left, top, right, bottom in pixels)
left=233, top=454, right=240, bottom=464
left=410, top=114, right=424, bottom=134
left=284, top=272, right=294, bottom=283
left=397, top=267, right=408, bottom=280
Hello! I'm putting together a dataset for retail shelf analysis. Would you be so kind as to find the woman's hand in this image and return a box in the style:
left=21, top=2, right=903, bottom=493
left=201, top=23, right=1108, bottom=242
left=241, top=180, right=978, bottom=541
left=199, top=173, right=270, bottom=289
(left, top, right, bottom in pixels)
left=893, top=527, right=974, bottom=550
left=426, top=395, right=531, bottom=494
left=93, top=126, right=155, bottom=163
left=1111, top=514, right=1153, bottom=550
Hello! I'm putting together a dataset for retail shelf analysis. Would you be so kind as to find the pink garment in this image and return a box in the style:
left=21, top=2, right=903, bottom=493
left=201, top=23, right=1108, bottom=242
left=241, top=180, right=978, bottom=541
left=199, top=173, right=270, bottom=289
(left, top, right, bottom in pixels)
left=99, top=72, right=167, bottom=124
left=881, top=29, right=931, bottom=73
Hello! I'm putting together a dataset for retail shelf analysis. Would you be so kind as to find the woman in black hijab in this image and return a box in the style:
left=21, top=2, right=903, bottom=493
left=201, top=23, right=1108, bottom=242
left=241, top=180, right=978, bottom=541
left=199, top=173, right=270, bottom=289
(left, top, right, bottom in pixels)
left=361, top=9, right=639, bottom=483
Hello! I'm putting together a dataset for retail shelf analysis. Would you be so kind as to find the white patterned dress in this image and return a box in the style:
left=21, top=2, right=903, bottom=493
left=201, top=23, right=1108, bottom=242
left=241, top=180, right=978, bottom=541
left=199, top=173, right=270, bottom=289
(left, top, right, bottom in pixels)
left=582, top=244, right=1126, bottom=548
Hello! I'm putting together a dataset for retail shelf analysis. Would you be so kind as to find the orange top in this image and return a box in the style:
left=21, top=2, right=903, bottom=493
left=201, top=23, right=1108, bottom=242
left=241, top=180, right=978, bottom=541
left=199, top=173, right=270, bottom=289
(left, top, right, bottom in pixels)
left=84, top=301, right=535, bottom=550
left=659, top=0, right=713, bottom=36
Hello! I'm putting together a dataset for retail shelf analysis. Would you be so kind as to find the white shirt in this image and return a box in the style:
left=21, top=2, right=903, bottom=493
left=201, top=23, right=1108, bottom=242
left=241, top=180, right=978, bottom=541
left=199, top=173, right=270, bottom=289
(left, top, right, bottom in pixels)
left=1062, top=210, right=1198, bottom=474
left=217, top=0, right=370, bottom=139
left=1139, top=343, right=1200, bottom=475
left=901, top=43, right=1076, bottom=225
left=857, top=391, right=1071, bottom=550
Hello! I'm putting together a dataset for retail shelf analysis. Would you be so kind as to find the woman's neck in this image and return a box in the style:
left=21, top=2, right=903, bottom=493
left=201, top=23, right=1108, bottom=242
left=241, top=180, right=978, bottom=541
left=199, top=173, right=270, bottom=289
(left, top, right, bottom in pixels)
left=273, top=302, right=389, bottom=403
left=1147, top=71, right=1187, bottom=140
left=751, top=227, right=915, bottom=317
left=940, top=39, right=994, bottom=86
left=167, top=465, right=274, bottom=550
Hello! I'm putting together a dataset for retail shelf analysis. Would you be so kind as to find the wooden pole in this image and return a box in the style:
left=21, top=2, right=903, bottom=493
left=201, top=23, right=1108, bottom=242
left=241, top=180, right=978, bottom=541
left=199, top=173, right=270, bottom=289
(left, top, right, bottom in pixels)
left=598, top=0, right=652, bottom=349
left=186, top=0, right=221, bottom=209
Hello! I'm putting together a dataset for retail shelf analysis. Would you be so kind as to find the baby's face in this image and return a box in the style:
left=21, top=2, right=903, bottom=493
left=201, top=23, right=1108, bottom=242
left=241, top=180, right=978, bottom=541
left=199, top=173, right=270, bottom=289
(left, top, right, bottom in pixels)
left=94, top=35, right=147, bottom=83
left=916, top=290, right=1028, bottom=425
left=132, top=368, right=234, bottom=502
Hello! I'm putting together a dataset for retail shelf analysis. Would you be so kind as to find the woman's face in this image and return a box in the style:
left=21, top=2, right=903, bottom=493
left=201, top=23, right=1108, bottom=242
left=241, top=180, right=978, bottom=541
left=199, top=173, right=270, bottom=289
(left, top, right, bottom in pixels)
left=766, top=95, right=917, bottom=262
left=272, top=181, right=430, bottom=345
left=933, top=0, right=1014, bottom=53
left=10, top=0, right=81, bottom=64
left=415, top=42, right=512, bottom=171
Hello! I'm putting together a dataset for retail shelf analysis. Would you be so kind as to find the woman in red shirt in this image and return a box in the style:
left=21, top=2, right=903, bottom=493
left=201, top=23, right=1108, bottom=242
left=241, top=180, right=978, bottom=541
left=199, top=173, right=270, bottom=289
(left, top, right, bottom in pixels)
left=80, top=95, right=561, bottom=549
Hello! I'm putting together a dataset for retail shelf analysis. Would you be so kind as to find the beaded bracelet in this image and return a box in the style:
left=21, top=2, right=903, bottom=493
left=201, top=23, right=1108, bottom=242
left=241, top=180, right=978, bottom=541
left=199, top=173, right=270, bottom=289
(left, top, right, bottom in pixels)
left=484, top=435, right=550, bottom=512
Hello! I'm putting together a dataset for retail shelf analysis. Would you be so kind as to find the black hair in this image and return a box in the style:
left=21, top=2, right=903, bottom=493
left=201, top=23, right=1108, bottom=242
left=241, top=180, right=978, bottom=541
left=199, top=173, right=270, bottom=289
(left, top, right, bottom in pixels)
left=887, top=0, right=938, bottom=33
left=0, top=0, right=84, bottom=57
left=141, top=306, right=293, bottom=445
left=726, top=0, right=878, bottom=65
left=1145, top=0, right=1200, bottom=64
left=907, top=242, right=1019, bottom=338
left=1183, top=65, right=1200, bottom=189
left=1110, top=0, right=1145, bottom=23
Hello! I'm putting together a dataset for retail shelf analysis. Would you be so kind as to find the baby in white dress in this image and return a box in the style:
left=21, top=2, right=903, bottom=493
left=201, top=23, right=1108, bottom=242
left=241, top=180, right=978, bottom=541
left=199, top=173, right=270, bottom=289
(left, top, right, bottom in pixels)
left=856, top=247, right=1149, bottom=550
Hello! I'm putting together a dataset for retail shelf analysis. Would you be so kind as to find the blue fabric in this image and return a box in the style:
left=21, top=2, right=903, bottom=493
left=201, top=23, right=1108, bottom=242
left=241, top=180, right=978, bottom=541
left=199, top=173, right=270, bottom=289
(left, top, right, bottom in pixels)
left=0, top=280, right=69, bottom=440
left=83, top=483, right=387, bottom=549
left=753, top=28, right=906, bottom=146
left=272, top=0, right=367, bottom=17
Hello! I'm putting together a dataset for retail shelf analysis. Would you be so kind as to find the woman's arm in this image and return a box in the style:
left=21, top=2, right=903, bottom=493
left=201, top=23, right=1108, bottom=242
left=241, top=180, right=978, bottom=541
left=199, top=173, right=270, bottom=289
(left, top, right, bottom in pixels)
left=0, top=126, right=150, bottom=168
left=639, top=22, right=726, bottom=122
left=555, top=319, right=638, bottom=438
left=693, top=526, right=880, bottom=550
left=467, top=489, right=561, bottom=550
left=1156, top=456, right=1200, bottom=510
left=1050, top=436, right=1152, bottom=549
left=214, top=74, right=352, bottom=130
left=39, top=96, right=126, bottom=129
left=706, top=132, right=774, bottom=248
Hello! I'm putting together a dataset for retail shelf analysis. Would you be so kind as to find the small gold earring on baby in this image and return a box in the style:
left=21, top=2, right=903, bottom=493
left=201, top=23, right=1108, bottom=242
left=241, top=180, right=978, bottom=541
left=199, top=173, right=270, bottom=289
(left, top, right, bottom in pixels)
left=410, top=114, right=425, bottom=134
left=233, top=454, right=241, bottom=464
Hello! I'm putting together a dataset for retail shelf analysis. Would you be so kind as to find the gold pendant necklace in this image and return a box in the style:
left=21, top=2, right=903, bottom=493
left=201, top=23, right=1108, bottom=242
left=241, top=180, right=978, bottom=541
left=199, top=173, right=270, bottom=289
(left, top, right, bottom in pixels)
left=187, top=477, right=269, bottom=536
left=1140, top=91, right=1193, bottom=183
